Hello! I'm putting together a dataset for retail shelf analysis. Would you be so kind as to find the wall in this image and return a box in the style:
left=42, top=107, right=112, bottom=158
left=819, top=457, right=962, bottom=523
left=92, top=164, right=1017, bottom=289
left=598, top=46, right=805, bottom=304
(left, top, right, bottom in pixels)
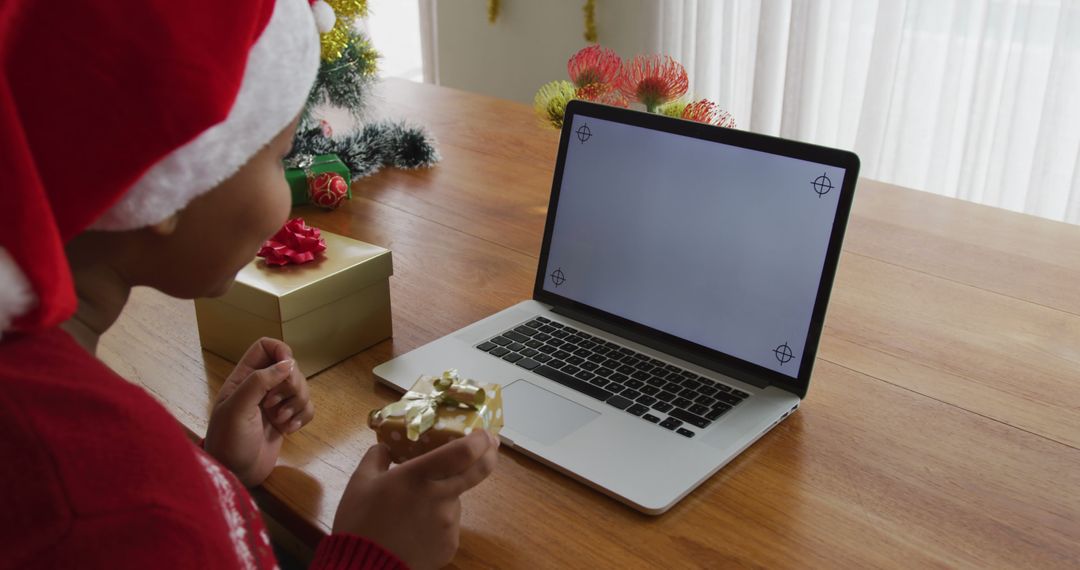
left=434, top=0, right=658, bottom=103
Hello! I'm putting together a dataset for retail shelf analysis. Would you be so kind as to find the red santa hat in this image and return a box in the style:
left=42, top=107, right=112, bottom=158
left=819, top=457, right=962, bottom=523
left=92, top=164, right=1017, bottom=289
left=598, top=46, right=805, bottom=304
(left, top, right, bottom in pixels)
left=0, top=0, right=324, bottom=336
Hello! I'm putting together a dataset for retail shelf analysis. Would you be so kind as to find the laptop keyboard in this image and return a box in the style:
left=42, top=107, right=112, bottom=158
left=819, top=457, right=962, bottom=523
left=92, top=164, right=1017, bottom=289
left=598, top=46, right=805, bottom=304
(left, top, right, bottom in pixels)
left=475, top=316, right=750, bottom=438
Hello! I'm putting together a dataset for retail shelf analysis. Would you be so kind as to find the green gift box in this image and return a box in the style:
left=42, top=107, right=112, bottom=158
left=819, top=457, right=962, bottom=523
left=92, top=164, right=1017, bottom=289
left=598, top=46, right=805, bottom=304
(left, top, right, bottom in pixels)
left=284, top=154, right=352, bottom=206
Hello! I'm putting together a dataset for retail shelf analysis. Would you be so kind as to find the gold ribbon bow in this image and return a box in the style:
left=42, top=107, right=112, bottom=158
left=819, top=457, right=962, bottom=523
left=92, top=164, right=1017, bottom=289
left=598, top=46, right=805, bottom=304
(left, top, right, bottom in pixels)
left=368, top=370, right=487, bottom=441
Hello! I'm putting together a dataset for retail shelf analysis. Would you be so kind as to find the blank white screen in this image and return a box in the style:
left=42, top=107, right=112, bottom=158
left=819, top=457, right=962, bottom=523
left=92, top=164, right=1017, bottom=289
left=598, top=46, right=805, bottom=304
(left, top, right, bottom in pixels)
left=543, top=115, right=846, bottom=378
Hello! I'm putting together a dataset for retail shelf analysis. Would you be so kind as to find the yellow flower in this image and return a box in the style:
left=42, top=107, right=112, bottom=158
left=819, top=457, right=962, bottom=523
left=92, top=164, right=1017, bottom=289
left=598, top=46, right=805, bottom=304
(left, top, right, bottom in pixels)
left=657, top=100, right=688, bottom=118
left=533, top=80, right=577, bottom=129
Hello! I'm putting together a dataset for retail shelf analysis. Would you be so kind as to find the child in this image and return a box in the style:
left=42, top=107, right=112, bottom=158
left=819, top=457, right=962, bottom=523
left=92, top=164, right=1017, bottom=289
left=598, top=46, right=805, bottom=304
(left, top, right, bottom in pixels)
left=0, top=1, right=498, bottom=568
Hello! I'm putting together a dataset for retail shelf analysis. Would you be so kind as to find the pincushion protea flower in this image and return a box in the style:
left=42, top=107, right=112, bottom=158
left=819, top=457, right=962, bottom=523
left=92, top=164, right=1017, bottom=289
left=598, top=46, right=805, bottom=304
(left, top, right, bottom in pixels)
left=658, top=100, right=689, bottom=118
left=681, top=99, right=736, bottom=128
left=618, top=54, right=689, bottom=113
left=567, top=45, right=622, bottom=88
left=575, top=82, right=629, bottom=108
left=533, top=46, right=736, bottom=130
left=534, top=80, right=578, bottom=128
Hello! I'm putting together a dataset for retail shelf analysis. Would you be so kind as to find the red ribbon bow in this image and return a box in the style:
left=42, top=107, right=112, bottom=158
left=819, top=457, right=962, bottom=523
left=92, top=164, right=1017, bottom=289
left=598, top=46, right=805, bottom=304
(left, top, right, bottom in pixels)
left=257, top=217, right=327, bottom=266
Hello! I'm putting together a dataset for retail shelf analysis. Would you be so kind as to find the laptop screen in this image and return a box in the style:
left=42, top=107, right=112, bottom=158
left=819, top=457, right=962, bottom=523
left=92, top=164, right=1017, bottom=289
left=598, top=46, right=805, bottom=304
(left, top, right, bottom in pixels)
left=539, top=108, right=853, bottom=382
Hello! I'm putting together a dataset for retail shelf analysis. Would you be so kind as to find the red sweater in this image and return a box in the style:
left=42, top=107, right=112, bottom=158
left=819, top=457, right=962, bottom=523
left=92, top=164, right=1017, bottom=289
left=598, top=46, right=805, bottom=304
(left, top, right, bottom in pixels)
left=0, top=328, right=404, bottom=569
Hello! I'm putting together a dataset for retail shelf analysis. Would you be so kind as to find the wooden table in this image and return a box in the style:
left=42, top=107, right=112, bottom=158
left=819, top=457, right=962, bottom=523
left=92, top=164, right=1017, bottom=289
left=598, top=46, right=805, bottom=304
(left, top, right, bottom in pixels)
left=100, top=79, right=1080, bottom=568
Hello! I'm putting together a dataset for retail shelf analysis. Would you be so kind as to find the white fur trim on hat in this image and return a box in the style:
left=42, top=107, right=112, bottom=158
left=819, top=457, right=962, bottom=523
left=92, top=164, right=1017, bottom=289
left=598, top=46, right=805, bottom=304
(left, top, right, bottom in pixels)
left=0, top=247, right=35, bottom=338
left=91, top=0, right=320, bottom=231
left=311, top=0, right=337, bottom=33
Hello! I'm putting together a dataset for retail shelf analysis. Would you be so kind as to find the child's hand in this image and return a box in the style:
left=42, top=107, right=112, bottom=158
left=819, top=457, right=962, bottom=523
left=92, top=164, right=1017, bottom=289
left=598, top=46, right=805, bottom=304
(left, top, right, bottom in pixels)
left=204, top=338, right=315, bottom=487
left=333, top=429, right=500, bottom=569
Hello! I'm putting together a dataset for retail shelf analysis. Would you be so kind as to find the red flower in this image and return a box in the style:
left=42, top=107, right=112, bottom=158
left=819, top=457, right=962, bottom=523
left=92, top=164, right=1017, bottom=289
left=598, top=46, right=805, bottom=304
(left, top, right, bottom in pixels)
left=575, top=82, right=629, bottom=108
left=681, top=99, right=736, bottom=128
left=257, top=217, right=327, bottom=266
left=567, top=45, right=622, bottom=88
left=618, top=54, right=689, bottom=112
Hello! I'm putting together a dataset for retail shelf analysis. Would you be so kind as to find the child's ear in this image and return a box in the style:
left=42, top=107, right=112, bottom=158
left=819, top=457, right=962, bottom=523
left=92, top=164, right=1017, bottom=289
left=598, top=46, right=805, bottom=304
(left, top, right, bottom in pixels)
left=147, top=213, right=180, bottom=236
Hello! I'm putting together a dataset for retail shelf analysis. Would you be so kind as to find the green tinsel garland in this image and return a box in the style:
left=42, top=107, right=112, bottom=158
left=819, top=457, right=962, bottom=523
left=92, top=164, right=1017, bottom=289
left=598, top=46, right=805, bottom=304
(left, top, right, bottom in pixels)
left=304, top=30, right=380, bottom=121
left=295, top=27, right=440, bottom=181
left=288, top=121, right=440, bottom=180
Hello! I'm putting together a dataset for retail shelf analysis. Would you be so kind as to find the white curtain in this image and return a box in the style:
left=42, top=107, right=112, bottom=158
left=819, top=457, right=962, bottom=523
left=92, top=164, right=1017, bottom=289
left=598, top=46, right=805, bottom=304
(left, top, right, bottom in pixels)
left=656, top=0, right=1080, bottom=224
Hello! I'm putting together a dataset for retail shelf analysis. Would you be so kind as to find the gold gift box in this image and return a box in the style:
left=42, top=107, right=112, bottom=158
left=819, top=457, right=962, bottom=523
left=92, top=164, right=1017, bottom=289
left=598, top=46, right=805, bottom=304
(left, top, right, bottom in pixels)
left=194, top=231, right=393, bottom=377
left=369, top=371, right=504, bottom=464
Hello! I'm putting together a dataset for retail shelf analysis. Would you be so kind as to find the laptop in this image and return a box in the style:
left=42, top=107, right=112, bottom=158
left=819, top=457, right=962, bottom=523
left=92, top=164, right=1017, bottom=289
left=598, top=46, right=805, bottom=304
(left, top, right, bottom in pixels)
left=374, top=99, right=859, bottom=514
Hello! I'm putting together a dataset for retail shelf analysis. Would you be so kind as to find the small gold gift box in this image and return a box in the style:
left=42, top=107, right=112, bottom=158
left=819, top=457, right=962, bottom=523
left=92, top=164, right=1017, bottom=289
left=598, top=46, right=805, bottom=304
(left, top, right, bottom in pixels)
left=194, top=231, right=393, bottom=377
left=369, top=370, right=504, bottom=464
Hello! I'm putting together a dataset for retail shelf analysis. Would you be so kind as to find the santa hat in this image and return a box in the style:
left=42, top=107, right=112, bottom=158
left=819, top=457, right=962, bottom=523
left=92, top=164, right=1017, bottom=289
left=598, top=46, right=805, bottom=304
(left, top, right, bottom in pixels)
left=0, top=0, right=324, bottom=336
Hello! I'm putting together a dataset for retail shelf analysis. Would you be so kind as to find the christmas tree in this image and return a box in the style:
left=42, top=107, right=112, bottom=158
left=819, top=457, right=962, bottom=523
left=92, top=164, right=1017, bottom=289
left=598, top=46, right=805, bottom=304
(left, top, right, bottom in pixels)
left=289, top=0, right=439, bottom=180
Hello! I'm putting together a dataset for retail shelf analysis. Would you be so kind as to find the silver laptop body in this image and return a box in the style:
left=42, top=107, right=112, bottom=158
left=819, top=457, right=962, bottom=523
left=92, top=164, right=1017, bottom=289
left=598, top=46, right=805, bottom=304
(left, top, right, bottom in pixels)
left=375, top=100, right=859, bottom=514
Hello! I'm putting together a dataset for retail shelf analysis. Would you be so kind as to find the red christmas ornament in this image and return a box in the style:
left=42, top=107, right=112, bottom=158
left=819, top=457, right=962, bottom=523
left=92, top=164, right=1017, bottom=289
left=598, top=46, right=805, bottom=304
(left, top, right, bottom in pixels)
left=308, top=171, right=348, bottom=210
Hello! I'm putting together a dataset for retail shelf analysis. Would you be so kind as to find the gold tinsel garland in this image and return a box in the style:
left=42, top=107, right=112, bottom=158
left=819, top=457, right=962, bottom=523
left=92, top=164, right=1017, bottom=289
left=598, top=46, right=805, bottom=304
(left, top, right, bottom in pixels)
left=486, top=1, right=597, bottom=42
left=583, top=0, right=597, bottom=43
left=320, top=0, right=369, bottom=61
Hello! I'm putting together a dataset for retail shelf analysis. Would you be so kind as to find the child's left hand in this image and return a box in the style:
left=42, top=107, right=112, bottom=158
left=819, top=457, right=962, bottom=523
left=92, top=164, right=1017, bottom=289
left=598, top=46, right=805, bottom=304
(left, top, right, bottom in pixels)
left=204, top=337, right=315, bottom=487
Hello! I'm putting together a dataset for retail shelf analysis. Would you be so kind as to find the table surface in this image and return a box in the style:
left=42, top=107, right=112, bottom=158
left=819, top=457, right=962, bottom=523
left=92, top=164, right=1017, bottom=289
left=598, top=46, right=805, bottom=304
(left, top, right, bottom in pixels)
left=100, top=79, right=1080, bottom=568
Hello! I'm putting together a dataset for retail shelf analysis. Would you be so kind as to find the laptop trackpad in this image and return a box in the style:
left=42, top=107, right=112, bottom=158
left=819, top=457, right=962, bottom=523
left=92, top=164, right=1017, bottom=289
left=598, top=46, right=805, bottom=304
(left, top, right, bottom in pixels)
left=502, top=380, right=599, bottom=445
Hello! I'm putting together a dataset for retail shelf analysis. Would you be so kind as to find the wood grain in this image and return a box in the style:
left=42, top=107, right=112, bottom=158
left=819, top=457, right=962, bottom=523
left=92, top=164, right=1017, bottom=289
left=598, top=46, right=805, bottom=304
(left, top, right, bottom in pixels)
left=820, top=251, right=1080, bottom=448
left=98, top=79, right=1080, bottom=568
left=846, top=180, right=1080, bottom=316
left=359, top=79, right=560, bottom=257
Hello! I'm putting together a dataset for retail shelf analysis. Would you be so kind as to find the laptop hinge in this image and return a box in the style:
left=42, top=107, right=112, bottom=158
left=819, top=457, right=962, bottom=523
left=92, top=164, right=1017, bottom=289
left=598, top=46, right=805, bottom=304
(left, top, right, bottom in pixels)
left=550, top=304, right=773, bottom=391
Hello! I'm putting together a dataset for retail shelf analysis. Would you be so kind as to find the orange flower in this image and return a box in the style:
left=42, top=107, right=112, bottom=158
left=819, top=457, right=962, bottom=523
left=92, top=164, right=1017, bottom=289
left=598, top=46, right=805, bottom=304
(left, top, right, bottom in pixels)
left=681, top=99, right=736, bottom=128
left=618, top=54, right=689, bottom=112
left=567, top=45, right=622, bottom=88
left=575, top=82, right=629, bottom=108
